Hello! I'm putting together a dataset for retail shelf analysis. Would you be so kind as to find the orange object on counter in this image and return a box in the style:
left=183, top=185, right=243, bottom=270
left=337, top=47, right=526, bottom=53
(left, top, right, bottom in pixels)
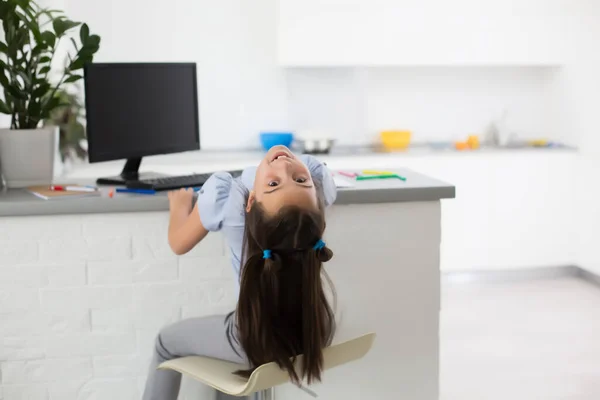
left=467, top=135, right=480, bottom=149
left=455, top=141, right=469, bottom=150
left=109, top=188, right=115, bottom=198
left=380, top=130, right=411, bottom=150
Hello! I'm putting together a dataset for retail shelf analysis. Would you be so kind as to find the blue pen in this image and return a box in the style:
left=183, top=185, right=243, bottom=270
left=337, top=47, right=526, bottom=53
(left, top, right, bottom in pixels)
left=116, top=188, right=156, bottom=195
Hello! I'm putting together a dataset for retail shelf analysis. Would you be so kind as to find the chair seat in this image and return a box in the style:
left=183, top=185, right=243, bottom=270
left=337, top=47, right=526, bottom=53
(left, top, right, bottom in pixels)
left=158, top=332, right=376, bottom=396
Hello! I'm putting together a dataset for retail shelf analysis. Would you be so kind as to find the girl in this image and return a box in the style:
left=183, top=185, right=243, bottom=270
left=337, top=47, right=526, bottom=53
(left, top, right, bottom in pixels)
left=142, top=145, right=337, bottom=400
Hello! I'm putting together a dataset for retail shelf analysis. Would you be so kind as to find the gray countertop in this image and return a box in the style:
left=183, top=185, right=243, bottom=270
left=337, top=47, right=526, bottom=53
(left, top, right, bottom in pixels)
left=0, top=168, right=454, bottom=217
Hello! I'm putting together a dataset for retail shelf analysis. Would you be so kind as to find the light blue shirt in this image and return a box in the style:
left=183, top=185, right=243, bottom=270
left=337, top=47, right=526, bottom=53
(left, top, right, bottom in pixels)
left=196, top=155, right=337, bottom=279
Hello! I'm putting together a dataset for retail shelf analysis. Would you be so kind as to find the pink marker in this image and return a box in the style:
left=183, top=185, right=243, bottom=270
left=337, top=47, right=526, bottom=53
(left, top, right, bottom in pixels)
left=337, top=171, right=357, bottom=178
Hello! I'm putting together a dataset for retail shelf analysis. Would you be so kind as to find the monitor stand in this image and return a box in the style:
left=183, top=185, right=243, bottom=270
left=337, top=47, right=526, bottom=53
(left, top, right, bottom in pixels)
left=96, top=157, right=168, bottom=186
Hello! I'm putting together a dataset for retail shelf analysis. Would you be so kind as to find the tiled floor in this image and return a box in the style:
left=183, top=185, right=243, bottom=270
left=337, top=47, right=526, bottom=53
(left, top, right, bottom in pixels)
left=440, top=277, right=600, bottom=400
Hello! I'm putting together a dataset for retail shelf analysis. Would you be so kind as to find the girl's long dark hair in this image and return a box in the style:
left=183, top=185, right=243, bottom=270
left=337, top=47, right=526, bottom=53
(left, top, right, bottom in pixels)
left=226, top=191, right=336, bottom=385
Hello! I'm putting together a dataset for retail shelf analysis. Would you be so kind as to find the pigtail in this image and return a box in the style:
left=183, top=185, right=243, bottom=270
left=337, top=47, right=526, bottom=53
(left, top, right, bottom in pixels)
left=315, top=245, right=333, bottom=263
left=262, top=252, right=281, bottom=310
left=236, top=250, right=301, bottom=382
left=234, top=199, right=336, bottom=385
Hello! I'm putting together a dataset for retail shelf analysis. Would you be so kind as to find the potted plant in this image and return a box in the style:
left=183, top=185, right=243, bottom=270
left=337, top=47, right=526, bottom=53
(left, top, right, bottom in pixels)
left=0, top=0, right=100, bottom=187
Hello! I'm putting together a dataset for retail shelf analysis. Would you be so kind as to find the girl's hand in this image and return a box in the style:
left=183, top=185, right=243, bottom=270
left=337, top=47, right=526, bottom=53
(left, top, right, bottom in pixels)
left=168, top=188, right=194, bottom=214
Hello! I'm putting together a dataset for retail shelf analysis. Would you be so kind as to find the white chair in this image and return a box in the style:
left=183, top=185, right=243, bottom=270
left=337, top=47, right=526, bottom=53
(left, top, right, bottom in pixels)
left=159, top=332, right=376, bottom=399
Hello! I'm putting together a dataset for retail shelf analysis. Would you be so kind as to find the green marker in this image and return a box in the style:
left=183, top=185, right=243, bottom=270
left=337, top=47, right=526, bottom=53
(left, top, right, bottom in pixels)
left=357, top=174, right=406, bottom=181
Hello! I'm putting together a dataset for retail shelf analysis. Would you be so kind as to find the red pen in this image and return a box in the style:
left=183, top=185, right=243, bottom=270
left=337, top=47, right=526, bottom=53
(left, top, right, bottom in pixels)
left=50, top=185, right=98, bottom=192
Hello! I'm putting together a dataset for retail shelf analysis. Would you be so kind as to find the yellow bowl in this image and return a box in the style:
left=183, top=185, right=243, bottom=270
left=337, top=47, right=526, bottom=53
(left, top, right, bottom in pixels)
left=380, top=130, right=411, bottom=150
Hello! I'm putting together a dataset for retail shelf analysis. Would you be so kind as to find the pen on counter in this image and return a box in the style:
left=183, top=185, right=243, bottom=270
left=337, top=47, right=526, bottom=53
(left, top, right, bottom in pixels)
left=357, top=174, right=407, bottom=181
left=362, top=170, right=395, bottom=175
left=50, top=185, right=98, bottom=192
left=115, top=188, right=157, bottom=195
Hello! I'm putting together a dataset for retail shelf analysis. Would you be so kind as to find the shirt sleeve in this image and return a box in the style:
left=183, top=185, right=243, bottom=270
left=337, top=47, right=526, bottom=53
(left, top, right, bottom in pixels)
left=196, top=172, right=233, bottom=232
left=300, top=154, right=337, bottom=207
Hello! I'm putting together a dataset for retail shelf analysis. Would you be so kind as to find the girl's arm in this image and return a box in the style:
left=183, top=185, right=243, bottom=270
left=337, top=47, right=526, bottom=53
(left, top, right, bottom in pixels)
left=168, top=189, right=208, bottom=255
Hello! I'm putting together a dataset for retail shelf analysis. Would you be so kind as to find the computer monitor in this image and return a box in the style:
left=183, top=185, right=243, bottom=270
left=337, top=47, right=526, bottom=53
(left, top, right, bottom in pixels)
left=84, top=62, right=200, bottom=185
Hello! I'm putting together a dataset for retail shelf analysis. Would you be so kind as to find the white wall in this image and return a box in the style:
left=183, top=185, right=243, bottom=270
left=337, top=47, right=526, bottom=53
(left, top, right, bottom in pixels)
left=62, top=0, right=289, bottom=150
left=38, top=0, right=579, bottom=150
left=285, top=68, right=368, bottom=144
left=277, top=0, right=580, bottom=66
left=286, top=66, right=564, bottom=146
left=565, top=16, right=600, bottom=276
left=0, top=111, right=10, bottom=129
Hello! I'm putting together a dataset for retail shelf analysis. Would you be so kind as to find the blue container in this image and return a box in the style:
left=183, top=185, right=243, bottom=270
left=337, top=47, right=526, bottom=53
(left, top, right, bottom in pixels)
left=260, top=132, right=294, bottom=151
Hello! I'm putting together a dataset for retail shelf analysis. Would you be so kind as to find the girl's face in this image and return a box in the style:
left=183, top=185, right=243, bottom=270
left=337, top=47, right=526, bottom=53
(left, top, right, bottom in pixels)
left=248, top=145, right=318, bottom=214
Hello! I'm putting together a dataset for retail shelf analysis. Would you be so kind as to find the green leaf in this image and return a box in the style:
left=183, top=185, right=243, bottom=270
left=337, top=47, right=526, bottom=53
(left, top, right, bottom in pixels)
left=0, top=3, right=11, bottom=20
left=52, top=19, right=65, bottom=36
left=87, top=34, right=100, bottom=48
left=64, top=74, right=82, bottom=83
left=33, top=82, right=50, bottom=97
left=6, top=84, right=28, bottom=100
left=53, top=18, right=80, bottom=37
left=28, top=99, right=41, bottom=118
left=16, top=10, right=42, bottom=44
left=41, top=31, right=55, bottom=47
left=40, top=9, right=63, bottom=15
left=70, top=37, right=79, bottom=52
left=14, top=0, right=32, bottom=9
left=79, top=23, right=89, bottom=43
left=0, top=99, right=11, bottom=114
left=31, top=43, right=45, bottom=56
left=0, top=41, right=7, bottom=53
left=21, top=3, right=38, bottom=21
left=68, top=58, right=86, bottom=71
left=8, top=24, right=30, bottom=52
left=17, top=71, right=32, bottom=87
left=39, top=65, right=51, bottom=74
left=39, top=55, right=51, bottom=63
left=76, top=48, right=94, bottom=60
left=0, top=70, right=9, bottom=88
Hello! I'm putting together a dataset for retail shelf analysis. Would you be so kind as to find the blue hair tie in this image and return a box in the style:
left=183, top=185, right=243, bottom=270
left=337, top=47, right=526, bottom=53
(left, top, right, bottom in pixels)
left=313, top=239, right=326, bottom=251
left=263, top=249, right=272, bottom=259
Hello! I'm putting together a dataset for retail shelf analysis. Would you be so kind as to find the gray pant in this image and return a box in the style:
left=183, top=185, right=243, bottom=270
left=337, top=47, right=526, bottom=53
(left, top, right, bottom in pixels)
left=142, top=315, right=248, bottom=400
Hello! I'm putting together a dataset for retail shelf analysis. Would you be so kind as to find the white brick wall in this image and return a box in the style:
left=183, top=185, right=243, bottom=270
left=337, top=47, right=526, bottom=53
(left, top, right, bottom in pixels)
left=0, top=212, right=238, bottom=400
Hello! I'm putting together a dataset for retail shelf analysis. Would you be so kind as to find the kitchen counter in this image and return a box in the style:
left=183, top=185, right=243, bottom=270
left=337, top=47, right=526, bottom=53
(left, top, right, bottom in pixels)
left=0, top=153, right=453, bottom=400
left=0, top=167, right=454, bottom=217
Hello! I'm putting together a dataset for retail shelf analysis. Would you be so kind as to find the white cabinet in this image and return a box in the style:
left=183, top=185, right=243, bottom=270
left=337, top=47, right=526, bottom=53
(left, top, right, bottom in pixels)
left=278, top=0, right=576, bottom=66
left=320, top=149, right=578, bottom=271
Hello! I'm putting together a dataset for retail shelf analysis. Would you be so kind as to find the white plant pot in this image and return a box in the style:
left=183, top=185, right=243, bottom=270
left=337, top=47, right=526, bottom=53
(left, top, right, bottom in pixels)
left=0, top=126, right=60, bottom=188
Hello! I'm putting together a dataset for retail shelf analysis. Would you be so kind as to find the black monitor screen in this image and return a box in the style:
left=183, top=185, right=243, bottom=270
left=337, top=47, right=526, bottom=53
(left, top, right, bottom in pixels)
left=84, top=63, right=200, bottom=163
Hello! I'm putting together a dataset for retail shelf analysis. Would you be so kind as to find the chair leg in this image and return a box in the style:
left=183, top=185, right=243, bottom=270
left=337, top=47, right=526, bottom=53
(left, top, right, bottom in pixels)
left=256, top=388, right=274, bottom=400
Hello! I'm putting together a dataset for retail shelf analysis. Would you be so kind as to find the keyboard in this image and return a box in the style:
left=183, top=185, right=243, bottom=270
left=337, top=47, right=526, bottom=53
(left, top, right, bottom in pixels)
left=126, top=171, right=243, bottom=191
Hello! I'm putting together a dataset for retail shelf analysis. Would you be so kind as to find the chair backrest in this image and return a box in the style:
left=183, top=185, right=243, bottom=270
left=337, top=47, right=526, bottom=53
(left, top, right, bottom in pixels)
left=242, top=332, right=376, bottom=395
